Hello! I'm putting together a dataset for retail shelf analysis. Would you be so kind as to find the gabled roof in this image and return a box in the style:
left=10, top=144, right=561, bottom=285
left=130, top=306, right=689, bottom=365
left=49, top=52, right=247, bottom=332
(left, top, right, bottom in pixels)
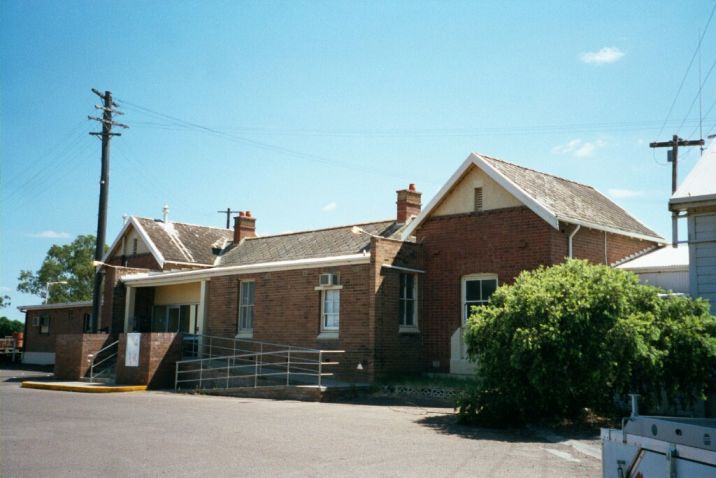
left=402, top=153, right=665, bottom=243
left=670, top=140, right=716, bottom=209
left=103, top=216, right=233, bottom=268
left=219, top=220, right=403, bottom=267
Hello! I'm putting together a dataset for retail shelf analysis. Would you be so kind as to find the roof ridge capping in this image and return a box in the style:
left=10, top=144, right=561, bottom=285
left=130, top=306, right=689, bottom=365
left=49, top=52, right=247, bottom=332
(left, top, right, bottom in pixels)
left=134, top=216, right=233, bottom=232
left=243, top=219, right=397, bottom=241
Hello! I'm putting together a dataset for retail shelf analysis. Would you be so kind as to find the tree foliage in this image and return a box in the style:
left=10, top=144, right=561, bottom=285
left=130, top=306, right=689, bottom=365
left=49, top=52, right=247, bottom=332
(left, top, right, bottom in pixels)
left=17, top=235, right=101, bottom=303
left=0, top=295, right=10, bottom=308
left=0, top=317, right=23, bottom=337
left=459, top=259, right=716, bottom=426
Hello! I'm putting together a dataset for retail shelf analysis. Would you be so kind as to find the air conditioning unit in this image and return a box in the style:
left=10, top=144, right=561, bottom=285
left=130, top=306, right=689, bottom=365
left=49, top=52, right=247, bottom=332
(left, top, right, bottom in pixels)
left=32, top=316, right=40, bottom=327
left=319, top=273, right=339, bottom=286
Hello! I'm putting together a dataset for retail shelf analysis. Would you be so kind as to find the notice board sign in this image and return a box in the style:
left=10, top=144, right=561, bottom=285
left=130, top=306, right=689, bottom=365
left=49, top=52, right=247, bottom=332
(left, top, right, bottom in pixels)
left=125, top=333, right=141, bottom=367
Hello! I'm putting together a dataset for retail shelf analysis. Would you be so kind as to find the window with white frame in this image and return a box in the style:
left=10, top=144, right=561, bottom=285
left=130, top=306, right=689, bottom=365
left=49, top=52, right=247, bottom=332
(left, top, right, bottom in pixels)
left=238, top=281, right=255, bottom=333
left=462, top=274, right=498, bottom=323
left=399, top=273, right=418, bottom=328
left=321, top=289, right=340, bottom=331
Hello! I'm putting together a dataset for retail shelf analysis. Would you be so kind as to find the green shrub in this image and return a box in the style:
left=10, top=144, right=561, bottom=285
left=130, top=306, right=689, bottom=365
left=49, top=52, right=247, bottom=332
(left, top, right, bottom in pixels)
left=462, top=259, right=716, bottom=426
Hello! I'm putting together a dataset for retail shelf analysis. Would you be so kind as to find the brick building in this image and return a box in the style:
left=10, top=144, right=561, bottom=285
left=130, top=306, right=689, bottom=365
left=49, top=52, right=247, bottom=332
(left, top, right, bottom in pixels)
left=18, top=302, right=92, bottom=364
left=21, top=152, right=666, bottom=381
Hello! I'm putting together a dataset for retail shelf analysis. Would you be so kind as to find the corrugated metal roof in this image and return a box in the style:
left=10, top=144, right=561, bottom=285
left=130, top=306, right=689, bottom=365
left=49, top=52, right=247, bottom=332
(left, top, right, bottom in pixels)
left=617, top=245, right=689, bottom=271
left=671, top=140, right=716, bottom=205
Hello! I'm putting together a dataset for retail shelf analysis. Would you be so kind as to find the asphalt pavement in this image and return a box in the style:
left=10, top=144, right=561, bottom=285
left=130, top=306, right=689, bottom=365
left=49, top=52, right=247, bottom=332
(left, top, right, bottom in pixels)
left=0, top=366, right=600, bottom=477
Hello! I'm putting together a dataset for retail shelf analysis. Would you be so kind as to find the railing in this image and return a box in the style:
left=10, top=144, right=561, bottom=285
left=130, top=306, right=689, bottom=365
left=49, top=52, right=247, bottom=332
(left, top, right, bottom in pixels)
left=175, top=334, right=343, bottom=391
left=88, top=340, right=119, bottom=383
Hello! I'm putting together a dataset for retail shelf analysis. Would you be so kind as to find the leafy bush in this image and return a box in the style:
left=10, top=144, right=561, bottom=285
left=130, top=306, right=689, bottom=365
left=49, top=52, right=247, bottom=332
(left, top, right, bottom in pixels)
left=461, top=259, right=716, bottom=426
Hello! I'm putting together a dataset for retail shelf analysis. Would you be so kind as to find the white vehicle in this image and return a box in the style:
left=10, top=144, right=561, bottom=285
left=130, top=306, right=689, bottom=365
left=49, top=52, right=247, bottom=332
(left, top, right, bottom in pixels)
left=602, top=395, right=716, bottom=477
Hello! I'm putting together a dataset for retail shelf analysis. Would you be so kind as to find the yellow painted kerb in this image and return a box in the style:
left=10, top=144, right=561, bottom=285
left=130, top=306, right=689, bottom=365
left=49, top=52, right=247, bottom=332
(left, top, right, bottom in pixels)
left=21, top=381, right=147, bottom=393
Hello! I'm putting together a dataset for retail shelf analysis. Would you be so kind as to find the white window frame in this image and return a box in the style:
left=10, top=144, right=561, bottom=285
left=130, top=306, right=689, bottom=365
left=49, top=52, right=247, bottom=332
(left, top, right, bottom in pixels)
left=39, top=315, right=50, bottom=335
left=399, top=273, right=418, bottom=332
left=461, top=274, right=498, bottom=324
left=237, top=281, right=255, bottom=337
left=315, top=284, right=342, bottom=339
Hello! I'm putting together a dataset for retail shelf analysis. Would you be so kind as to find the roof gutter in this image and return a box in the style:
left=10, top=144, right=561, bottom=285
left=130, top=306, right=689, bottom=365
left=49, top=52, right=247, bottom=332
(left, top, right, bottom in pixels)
left=122, top=253, right=371, bottom=287
left=557, top=217, right=666, bottom=244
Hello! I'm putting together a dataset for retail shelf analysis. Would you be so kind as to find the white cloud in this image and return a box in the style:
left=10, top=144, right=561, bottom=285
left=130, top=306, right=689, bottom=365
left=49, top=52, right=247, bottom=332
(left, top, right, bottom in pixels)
left=28, top=230, right=71, bottom=239
left=608, top=188, right=644, bottom=199
left=580, top=47, right=625, bottom=65
left=0, top=286, right=11, bottom=292
left=321, top=202, right=337, bottom=212
left=552, top=139, right=606, bottom=158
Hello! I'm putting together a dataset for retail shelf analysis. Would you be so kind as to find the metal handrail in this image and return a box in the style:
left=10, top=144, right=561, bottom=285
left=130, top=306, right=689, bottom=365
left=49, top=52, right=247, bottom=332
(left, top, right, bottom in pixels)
left=175, top=346, right=344, bottom=392
left=88, top=340, right=119, bottom=383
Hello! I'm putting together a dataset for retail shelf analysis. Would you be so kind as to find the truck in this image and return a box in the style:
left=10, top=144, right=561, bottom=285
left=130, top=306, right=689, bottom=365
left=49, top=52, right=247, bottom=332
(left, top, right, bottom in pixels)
left=601, top=395, right=716, bottom=477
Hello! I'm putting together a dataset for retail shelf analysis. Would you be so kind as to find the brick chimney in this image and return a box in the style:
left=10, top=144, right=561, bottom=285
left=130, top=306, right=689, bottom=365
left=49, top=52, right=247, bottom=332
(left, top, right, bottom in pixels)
left=396, top=184, right=421, bottom=224
left=233, top=211, right=256, bottom=243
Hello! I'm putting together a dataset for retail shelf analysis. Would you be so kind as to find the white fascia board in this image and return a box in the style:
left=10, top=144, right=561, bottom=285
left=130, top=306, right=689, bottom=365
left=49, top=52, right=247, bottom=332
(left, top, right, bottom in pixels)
left=17, top=301, right=92, bottom=312
left=555, top=217, right=667, bottom=244
left=669, top=193, right=716, bottom=209
left=617, top=265, right=689, bottom=273
left=590, top=185, right=666, bottom=241
left=101, top=219, right=134, bottom=264
left=122, top=253, right=371, bottom=287
left=471, top=153, right=560, bottom=230
left=131, top=217, right=166, bottom=268
left=100, top=217, right=166, bottom=269
left=400, top=155, right=477, bottom=240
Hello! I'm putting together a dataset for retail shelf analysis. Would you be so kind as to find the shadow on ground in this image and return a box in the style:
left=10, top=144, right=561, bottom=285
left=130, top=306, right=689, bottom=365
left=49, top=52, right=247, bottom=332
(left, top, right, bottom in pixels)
left=415, top=413, right=546, bottom=443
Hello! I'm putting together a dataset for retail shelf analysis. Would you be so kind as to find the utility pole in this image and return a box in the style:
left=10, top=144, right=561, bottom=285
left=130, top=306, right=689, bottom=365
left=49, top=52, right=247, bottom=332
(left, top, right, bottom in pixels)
left=89, top=89, right=128, bottom=332
left=217, top=208, right=240, bottom=229
left=650, top=134, right=704, bottom=247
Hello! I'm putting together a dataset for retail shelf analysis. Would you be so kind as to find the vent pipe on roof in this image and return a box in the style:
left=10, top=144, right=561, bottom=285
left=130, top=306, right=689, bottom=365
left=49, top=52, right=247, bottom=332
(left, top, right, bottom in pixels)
left=163, top=205, right=169, bottom=223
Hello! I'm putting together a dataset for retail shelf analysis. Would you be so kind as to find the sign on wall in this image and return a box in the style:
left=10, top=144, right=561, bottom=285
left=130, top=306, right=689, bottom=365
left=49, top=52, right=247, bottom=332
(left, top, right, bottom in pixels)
left=125, top=333, right=141, bottom=367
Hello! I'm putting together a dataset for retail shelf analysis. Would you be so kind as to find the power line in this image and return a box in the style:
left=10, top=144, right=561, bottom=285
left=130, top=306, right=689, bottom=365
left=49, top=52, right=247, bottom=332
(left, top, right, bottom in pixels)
left=676, top=56, right=716, bottom=136
left=654, top=1, right=716, bottom=141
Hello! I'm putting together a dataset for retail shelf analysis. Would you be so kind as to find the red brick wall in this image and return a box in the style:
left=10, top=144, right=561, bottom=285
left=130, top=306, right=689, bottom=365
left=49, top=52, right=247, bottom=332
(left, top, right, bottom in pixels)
left=371, top=238, right=424, bottom=378
left=417, top=207, right=556, bottom=372
left=205, top=264, right=375, bottom=382
left=54, top=333, right=112, bottom=380
left=416, top=207, right=660, bottom=373
left=24, top=306, right=92, bottom=354
left=100, top=254, right=160, bottom=333
left=115, top=333, right=182, bottom=389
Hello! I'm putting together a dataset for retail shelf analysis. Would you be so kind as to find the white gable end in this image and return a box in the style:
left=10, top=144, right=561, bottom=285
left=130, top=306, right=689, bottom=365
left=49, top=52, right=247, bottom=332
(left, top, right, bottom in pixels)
left=432, top=165, right=522, bottom=216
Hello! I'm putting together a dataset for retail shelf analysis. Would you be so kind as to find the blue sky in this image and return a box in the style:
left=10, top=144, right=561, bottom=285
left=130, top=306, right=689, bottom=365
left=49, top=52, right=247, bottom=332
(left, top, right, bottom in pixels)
left=2, top=1, right=715, bottom=321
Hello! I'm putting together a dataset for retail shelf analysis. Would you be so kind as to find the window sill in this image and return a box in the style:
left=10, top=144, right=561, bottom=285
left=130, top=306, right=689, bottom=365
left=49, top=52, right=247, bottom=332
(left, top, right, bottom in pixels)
left=236, top=331, right=253, bottom=339
left=314, top=285, right=343, bottom=291
left=317, top=331, right=339, bottom=340
left=399, top=326, right=420, bottom=335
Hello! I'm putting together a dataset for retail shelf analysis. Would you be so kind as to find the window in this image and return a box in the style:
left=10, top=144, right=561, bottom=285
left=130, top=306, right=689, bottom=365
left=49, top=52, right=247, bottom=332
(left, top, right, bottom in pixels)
left=321, top=289, right=340, bottom=331
left=132, top=238, right=138, bottom=256
left=39, top=315, right=50, bottom=335
left=151, top=305, right=196, bottom=333
left=462, top=274, right=498, bottom=323
left=399, top=273, right=418, bottom=329
left=238, top=281, right=255, bottom=334
left=83, top=313, right=92, bottom=332
left=474, top=187, right=483, bottom=212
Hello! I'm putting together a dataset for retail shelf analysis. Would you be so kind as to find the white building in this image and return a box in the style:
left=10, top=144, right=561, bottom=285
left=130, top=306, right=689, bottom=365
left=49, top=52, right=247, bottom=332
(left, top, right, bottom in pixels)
left=669, top=140, right=716, bottom=307
left=617, top=245, right=689, bottom=294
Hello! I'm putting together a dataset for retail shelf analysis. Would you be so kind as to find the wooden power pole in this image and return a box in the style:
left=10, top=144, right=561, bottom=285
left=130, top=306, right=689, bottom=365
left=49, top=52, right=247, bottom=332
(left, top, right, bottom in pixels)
left=217, top=208, right=240, bottom=229
left=89, top=89, right=127, bottom=332
left=650, top=134, right=704, bottom=247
